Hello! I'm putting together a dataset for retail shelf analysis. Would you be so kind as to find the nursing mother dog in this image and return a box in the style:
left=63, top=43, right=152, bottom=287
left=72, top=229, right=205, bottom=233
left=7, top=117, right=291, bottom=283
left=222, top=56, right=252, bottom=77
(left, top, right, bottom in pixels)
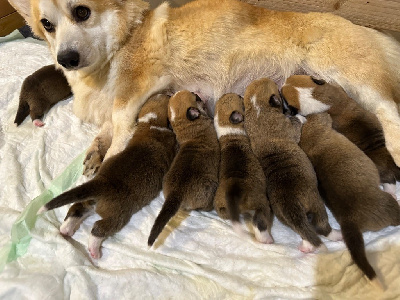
left=9, top=0, right=400, bottom=172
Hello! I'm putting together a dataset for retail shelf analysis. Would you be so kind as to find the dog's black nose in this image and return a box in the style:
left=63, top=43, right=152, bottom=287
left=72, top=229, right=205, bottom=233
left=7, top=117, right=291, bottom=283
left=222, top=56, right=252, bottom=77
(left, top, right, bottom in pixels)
left=57, top=50, right=80, bottom=69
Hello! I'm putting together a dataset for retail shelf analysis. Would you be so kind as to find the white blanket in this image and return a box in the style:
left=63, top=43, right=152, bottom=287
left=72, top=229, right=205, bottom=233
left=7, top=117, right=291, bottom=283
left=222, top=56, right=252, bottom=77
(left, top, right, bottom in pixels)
left=0, top=33, right=399, bottom=299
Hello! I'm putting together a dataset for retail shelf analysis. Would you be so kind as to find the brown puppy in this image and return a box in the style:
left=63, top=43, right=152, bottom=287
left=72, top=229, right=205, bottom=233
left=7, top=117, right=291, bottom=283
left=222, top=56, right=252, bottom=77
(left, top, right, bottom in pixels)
left=298, top=112, right=400, bottom=287
left=37, top=94, right=176, bottom=258
left=148, top=90, right=220, bottom=246
left=281, top=75, right=400, bottom=198
left=214, top=93, right=274, bottom=243
left=244, top=78, right=340, bottom=253
left=14, top=64, right=71, bottom=127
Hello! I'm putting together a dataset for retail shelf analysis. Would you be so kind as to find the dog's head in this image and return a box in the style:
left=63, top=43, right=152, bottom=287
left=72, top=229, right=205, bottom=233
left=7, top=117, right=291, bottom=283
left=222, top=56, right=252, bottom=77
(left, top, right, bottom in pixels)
left=137, top=93, right=170, bottom=129
left=214, top=93, right=246, bottom=139
left=9, top=0, right=149, bottom=73
left=280, top=75, right=332, bottom=116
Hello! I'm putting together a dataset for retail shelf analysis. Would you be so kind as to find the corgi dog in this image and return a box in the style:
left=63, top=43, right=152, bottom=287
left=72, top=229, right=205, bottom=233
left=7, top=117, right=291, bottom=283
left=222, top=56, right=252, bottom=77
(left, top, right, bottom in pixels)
left=9, top=0, right=400, bottom=174
left=281, top=75, right=400, bottom=198
left=244, top=78, right=341, bottom=253
left=148, top=90, right=219, bottom=247
left=213, top=93, right=274, bottom=243
left=38, top=94, right=176, bottom=258
left=298, top=112, right=400, bottom=288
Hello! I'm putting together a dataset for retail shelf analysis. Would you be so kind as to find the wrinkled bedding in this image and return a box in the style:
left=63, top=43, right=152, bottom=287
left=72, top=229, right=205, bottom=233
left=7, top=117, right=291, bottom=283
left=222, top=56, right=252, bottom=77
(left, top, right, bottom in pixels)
left=0, top=32, right=400, bottom=299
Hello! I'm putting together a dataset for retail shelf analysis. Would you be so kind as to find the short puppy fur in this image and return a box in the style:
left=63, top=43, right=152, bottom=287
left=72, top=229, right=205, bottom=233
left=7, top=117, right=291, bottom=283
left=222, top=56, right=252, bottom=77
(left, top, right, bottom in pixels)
left=214, top=93, right=274, bottom=243
left=148, top=90, right=220, bottom=246
left=281, top=75, right=400, bottom=198
left=298, top=112, right=400, bottom=285
left=14, top=64, right=71, bottom=127
left=38, top=94, right=176, bottom=258
left=244, top=78, right=337, bottom=253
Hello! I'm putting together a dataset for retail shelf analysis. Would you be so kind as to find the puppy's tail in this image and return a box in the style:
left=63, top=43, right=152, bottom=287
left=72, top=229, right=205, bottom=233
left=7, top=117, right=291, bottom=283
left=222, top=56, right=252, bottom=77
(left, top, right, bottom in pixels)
left=38, top=179, right=105, bottom=214
left=148, top=192, right=181, bottom=246
left=14, top=98, right=30, bottom=126
left=225, top=181, right=247, bottom=237
left=340, top=220, right=377, bottom=282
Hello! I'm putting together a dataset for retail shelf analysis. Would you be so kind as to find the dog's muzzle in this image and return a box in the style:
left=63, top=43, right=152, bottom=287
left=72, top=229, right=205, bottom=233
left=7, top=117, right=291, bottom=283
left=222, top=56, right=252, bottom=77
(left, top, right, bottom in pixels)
left=57, top=50, right=80, bottom=70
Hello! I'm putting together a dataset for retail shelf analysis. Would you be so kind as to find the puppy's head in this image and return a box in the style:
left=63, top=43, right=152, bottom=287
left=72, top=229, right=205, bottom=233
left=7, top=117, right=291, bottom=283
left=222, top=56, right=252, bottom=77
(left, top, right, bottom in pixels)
left=281, top=75, right=331, bottom=116
left=244, top=78, right=287, bottom=115
left=9, top=0, right=149, bottom=72
left=214, top=94, right=245, bottom=139
left=137, top=94, right=171, bottom=129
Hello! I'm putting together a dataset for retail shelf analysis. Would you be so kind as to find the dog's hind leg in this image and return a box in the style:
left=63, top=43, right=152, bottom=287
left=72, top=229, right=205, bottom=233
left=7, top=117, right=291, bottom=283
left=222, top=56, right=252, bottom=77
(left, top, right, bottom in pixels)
left=60, top=200, right=96, bottom=236
left=252, top=206, right=274, bottom=244
left=83, top=121, right=113, bottom=176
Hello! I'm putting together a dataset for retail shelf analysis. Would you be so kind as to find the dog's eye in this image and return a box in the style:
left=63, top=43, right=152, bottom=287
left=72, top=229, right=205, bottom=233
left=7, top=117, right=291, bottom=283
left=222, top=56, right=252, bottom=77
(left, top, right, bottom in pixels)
left=40, top=19, right=55, bottom=33
left=73, top=6, right=91, bottom=22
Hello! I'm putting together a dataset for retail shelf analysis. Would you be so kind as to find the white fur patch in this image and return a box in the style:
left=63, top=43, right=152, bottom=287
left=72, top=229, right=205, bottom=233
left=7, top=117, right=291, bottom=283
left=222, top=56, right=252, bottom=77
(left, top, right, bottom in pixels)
left=383, top=183, right=397, bottom=200
left=326, top=229, right=343, bottom=241
left=295, top=114, right=307, bottom=124
left=253, top=226, right=274, bottom=244
left=60, top=217, right=81, bottom=237
left=250, top=95, right=261, bottom=117
left=294, top=87, right=330, bottom=115
left=169, top=107, right=176, bottom=122
left=150, top=126, right=171, bottom=132
left=214, top=113, right=246, bottom=139
left=88, top=234, right=104, bottom=259
left=138, top=112, right=157, bottom=123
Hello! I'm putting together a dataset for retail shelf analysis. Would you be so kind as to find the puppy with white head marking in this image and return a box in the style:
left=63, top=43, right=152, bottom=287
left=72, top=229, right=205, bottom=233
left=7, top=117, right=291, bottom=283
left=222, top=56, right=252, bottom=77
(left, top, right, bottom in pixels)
left=148, top=90, right=220, bottom=247
left=37, top=94, right=176, bottom=258
left=298, top=112, right=400, bottom=287
left=14, top=64, right=71, bottom=127
left=281, top=75, right=400, bottom=198
left=244, top=78, right=339, bottom=253
left=214, top=93, right=274, bottom=243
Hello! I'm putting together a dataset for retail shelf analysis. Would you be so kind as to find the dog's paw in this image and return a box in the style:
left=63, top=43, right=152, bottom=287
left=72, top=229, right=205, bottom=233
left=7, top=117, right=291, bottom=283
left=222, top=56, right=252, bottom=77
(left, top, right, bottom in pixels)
left=254, top=228, right=274, bottom=244
left=295, top=114, right=307, bottom=124
left=326, top=229, right=343, bottom=242
left=83, top=150, right=103, bottom=176
left=88, top=235, right=103, bottom=259
left=60, top=217, right=79, bottom=237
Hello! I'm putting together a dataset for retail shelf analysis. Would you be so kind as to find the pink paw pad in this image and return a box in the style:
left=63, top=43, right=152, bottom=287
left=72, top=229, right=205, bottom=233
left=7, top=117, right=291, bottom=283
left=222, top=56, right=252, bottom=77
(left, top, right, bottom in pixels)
left=33, top=119, right=45, bottom=127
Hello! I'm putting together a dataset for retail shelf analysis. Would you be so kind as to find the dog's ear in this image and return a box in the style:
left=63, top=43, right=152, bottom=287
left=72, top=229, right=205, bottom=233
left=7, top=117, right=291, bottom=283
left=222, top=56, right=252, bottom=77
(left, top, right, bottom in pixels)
left=8, top=0, right=32, bottom=23
left=311, top=77, right=326, bottom=85
left=269, top=94, right=281, bottom=108
left=229, top=111, right=244, bottom=124
left=186, top=107, right=200, bottom=121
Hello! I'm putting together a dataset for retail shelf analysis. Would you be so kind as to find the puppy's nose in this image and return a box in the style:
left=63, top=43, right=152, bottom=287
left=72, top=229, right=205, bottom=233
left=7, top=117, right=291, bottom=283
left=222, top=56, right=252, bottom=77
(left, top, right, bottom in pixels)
left=57, top=50, right=80, bottom=69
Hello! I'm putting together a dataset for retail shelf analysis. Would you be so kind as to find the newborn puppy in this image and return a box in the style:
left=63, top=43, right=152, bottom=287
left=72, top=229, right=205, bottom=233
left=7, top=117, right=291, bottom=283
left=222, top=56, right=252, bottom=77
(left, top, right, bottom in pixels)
left=299, top=112, right=400, bottom=287
left=214, top=93, right=274, bottom=243
left=244, top=78, right=339, bottom=253
left=281, top=75, right=400, bottom=198
left=38, top=94, right=176, bottom=258
left=15, top=65, right=72, bottom=127
left=148, top=90, right=220, bottom=246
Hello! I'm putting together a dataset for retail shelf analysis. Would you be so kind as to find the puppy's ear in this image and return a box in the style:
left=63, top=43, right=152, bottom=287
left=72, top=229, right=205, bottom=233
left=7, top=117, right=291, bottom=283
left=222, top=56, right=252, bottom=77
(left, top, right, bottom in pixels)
left=311, top=77, right=326, bottom=85
left=186, top=107, right=200, bottom=121
left=229, top=111, right=244, bottom=124
left=269, top=94, right=281, bottom=108
left=8, top=0, right=32, bottom=23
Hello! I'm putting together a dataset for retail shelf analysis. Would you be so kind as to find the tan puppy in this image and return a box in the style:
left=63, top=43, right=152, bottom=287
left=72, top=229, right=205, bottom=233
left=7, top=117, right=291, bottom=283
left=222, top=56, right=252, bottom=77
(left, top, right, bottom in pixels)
left=244, top=78, right=340, bottom=253
left=37, top=94, right=176, bottom=258
left=14, top=64, right=71, bottom=127
left=214, top=93, right=273, bottom=243
left=9, top=0, right=400, bottom=176
left=298, top=112, right=400, bottom=287
left=281, top=75, right=400, bottom=198
left=148, top=90, right=219, bottom=247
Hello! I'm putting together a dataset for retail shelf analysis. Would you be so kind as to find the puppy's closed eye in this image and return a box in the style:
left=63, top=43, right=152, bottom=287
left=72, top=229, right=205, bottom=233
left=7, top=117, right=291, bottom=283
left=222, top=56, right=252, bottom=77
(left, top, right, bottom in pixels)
left=311, top=77, right=326, bottom=85
left=229, top=111, right=244, bottom=124
left=186, top=107, right=200, bottom=121
left=269, top=94, right=281, bottom=108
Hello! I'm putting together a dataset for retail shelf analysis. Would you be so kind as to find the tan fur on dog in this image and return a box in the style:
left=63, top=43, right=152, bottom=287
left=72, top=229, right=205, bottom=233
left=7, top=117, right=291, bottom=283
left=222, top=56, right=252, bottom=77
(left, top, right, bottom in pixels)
left=38, top=94, right=176, bottom=258
left=298, top=112, right=400, bottom=285
left=214, top=93, right=274, bottom=243
left=244, top=78, right=335, bottom=253
left=9, top=0, right=400, bottom=173
left=148, top=90, right=220, bottom=246
left=281, top=75, right=400, bottom=198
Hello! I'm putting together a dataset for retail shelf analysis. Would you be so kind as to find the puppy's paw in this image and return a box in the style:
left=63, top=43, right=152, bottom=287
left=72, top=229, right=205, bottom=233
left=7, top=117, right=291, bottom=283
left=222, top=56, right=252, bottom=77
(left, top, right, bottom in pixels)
left=254, top=228, right=274, bottom=244
left=326, top=229, right=343, bottom=242
left=60, top=217, right=79, bottom=237
left=33, top=119, right=45, bottom=127
left=295, top=114, right=307, bottom=124
left=88, top=235, right=103, bottom=259
left=83, top=150, right=103, bottom=177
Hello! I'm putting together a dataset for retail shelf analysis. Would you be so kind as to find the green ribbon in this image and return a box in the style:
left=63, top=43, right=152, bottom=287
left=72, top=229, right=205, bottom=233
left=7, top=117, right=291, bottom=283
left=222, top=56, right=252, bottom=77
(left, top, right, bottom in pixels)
left=0, top=151, right=86, bottom=272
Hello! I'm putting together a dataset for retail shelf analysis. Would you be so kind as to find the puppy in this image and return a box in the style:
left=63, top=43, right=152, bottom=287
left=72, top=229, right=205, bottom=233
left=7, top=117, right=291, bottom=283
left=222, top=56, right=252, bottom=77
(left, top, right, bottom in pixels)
left=281, top=75, right=400, bottom=198
left=213, top=93, right=273, bottom=243
left=244, top=78, right=339, bottom=253
left=298, top=112, right=400, bottom=287
left=37, top=94, right=176, bottom=258
left=148, top=90, right=219, bottom=247
left=10, top=0, right=400, bottom=176
left=14, top=64, right=71, bottom=127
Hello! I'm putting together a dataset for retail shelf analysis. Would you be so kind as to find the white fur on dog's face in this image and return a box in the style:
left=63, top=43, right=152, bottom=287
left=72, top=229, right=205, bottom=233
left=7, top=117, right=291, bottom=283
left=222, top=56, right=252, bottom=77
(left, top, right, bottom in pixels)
left=37, top=0, right=120, bottom=73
